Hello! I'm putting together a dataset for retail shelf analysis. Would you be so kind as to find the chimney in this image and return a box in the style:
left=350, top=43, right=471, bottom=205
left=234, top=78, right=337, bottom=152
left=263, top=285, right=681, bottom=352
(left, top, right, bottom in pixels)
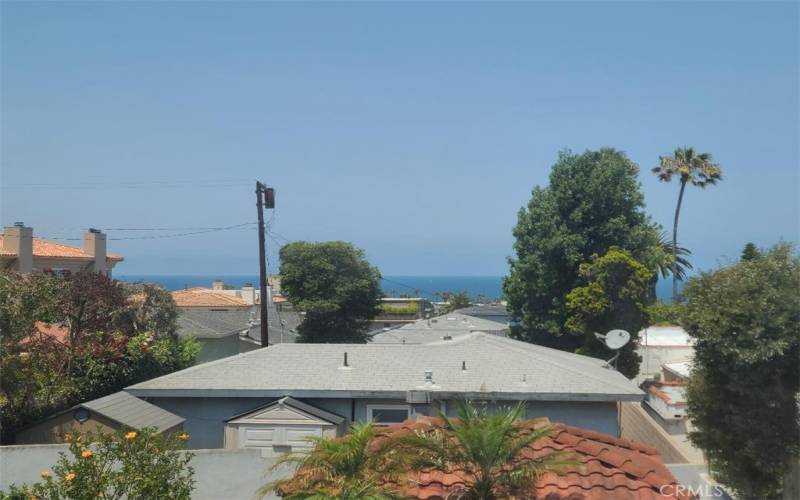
left=83, top=228, right=107, bottom=274
left=3, top=223, right=33, bottom=272
left=242, top=283, right=255, bottom=305
left=212, top=279, right=225, bottom=290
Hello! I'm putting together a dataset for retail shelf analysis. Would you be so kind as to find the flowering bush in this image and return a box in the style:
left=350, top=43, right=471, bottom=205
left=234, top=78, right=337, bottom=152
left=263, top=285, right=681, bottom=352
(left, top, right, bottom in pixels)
left=1, top=427, right=194, bottom=500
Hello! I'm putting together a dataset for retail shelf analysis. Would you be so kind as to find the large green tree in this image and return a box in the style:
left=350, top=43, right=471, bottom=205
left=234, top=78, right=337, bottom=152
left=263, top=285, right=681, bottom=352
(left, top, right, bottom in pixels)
left=683, top=243, right=799, bottom=499
left=651, top=147, right=722, bottom=302
left=504, top=149, right=664, bottom=352
left=0, top=271, right=198, bottom=443
left=565, top=248, right=652, bottom=378
left=279, top=241, right=382, bottom=343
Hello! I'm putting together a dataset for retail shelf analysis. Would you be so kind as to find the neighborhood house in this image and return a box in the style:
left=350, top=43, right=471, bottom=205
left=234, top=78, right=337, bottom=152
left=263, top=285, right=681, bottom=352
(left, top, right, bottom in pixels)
left=126, top=333, right=642, bottom=451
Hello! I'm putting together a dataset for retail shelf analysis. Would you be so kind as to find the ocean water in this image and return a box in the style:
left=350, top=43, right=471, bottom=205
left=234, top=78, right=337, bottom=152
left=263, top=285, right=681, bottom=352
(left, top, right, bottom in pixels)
left=116, top=275, right=506, bottom=301
left=116, top=274, right=675, bottom=301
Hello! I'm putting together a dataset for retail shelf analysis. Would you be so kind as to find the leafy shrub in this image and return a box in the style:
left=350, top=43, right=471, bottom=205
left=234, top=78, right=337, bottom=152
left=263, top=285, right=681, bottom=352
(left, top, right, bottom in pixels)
left=1, top=428, right=194, bottom=500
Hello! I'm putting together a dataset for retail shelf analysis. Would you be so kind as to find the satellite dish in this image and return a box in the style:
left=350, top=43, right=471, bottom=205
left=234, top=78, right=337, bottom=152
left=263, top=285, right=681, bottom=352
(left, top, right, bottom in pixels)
left=592, top=329, right=631, bottom=371
left=594, top=329, right=631, bottom=350
left=604, top=329, right=630, bottom=349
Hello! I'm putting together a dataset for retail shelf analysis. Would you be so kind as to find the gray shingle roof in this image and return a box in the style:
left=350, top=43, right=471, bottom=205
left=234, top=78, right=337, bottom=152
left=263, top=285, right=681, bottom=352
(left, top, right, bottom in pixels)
left=177, top=309, right=253, bottom=339
left=455, top=304, right=510, bottom=318
left=127, top=333, right=642, bottom=402
left=242, top=301, right=302, bottom=345
left=371, top=312, right=508, bottom=344
left=79, top=391, right=184, bottom=431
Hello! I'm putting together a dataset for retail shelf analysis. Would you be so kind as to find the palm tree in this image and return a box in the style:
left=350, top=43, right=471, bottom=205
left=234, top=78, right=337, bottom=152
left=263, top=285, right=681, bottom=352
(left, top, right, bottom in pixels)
left=652, top=147, right=722, bottom=301
left=397, top=401, right=574, bottom=499
left=263, top=422, right=408, bottom=499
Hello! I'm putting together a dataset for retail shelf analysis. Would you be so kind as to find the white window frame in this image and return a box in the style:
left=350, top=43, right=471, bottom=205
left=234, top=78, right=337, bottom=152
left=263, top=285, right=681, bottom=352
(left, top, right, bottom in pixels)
left=366, top=404, right=412, bottom=424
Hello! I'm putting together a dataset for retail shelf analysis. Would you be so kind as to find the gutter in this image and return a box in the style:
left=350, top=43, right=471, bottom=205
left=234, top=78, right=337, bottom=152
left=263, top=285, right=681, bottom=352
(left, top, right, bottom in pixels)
left=125, top=388, right=644, bottom=403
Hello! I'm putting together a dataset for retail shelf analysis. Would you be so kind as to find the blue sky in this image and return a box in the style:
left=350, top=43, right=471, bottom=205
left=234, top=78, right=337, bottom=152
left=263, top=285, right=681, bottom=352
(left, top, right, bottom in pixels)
left=2, top=1, right=797, bottom=276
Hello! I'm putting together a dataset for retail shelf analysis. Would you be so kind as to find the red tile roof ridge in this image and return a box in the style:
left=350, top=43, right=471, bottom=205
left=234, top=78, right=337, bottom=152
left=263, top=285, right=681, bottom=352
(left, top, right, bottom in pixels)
left=556, top=424, right=660, bottom=455
left=284, top=416, right=694, bottom=500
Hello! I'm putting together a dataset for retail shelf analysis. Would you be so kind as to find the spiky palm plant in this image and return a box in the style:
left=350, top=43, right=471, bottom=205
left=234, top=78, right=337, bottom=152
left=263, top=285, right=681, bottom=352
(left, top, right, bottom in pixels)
left=652, top=147, right=721, bottom=301
left=656, top=231, right=693, bottom=281
left=263, top=421, right=408, bottom=500
left=397, top=401, right=575, bottom=499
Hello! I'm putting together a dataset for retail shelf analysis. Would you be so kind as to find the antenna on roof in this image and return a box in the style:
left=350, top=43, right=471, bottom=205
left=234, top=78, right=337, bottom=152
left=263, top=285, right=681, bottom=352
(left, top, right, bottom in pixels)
left=593, top=329, right=631, bottom=371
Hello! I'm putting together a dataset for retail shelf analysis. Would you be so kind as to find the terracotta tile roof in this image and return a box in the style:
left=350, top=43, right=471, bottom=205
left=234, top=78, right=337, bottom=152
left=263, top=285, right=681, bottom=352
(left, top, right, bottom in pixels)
left=19, top=321, right=70, bottom=346
left=0, top=236, right=123, bottom=262
left=171, top=287, right=251, bottom=309
left=282, top=417, right=693, bottom=500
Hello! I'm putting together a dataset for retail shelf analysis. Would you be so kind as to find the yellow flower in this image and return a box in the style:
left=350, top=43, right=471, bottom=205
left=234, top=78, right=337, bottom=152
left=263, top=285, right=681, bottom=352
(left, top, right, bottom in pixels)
left=81, top=449, right=93, bottom=459
left=40, top=471, right=50, bottom=478
left=65, top=472, right=76, bottom=481
left=125, top=431, right=137, bottom=440
left=178, top=432, right=190, bottom=441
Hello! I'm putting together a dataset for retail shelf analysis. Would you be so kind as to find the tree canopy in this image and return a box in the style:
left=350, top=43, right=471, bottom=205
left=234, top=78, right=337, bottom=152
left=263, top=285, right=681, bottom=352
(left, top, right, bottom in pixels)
left=504, top=149, right=664, bottom=352
left=565, top=247, right=652, bottom=378
left=0, top=271, right=198, bottom=443
left=280, top=241, right=382, bottom=343
left=683, top=243, right=799, bottom=498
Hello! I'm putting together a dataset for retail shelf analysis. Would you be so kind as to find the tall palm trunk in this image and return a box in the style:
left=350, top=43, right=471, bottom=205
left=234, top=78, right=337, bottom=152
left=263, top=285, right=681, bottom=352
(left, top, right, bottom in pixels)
left=672, top=180, right=687, bottom=302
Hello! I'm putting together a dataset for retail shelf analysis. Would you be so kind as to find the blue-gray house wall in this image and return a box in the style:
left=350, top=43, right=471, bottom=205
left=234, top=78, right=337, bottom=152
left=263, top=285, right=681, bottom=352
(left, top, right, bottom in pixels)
left=144, top=396, right=620, bottom=449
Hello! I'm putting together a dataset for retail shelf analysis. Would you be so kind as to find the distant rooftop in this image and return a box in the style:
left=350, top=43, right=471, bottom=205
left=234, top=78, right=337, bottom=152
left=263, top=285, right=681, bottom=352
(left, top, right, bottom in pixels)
left=638, top=325, right=693, bottom=347
left=453, top=304, right=509, bottom=317
left=663, top=361, right=692, bottom=379
left=0, top=235, right=123, bottom=262
left=171, top=287, right=251, bottom=309
left=371, top=311, right=508, bottom=344
left=177, top=309, right=253, bottom=339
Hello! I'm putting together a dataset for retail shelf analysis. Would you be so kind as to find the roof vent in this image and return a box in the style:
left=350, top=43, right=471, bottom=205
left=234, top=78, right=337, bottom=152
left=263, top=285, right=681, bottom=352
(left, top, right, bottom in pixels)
left=424, top=370, right=434, bottom=385
left=338, top=352, right=352, bottom=371
left=461, top=360, right=467, bottom=371
left=13, top=222, right=24, bottom=227
left=343, top=352, right=349, bottom=367
left=442, top=334, right=452, bottom=341
left=88, top=227, right=101, bottom=234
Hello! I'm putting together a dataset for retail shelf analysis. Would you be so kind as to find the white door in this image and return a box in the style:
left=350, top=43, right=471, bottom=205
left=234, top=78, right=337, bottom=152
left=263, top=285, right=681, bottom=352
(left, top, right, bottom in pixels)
left=238, top=424, right=324, bottom=457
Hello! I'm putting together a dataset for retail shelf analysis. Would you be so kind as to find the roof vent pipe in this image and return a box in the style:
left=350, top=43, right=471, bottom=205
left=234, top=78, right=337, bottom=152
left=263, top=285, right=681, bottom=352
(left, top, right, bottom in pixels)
left=462, top=360, right=466, bottom=371
left=343, top=352, right=349, bottom=367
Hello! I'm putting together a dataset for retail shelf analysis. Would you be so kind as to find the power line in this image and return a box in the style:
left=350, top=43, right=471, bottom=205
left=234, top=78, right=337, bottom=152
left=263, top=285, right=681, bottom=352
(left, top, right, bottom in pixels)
left=35, top=222, right=256, bottom=241
left=2, top=179, right=253, bottom=190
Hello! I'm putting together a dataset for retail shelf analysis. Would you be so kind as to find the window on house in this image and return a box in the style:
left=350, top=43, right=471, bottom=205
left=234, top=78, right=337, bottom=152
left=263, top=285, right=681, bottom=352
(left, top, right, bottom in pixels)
left=366, top=404, right=411, bottom=424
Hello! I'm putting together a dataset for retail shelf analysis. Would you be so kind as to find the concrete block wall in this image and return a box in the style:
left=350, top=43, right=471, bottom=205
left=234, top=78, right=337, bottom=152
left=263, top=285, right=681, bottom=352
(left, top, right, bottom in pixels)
left=0, top=445, right=292, bottom=500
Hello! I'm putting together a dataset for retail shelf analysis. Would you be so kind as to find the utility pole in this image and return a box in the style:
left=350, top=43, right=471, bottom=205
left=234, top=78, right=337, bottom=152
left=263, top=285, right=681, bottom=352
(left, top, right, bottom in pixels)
left=255, top=181, right=275, bottom=347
